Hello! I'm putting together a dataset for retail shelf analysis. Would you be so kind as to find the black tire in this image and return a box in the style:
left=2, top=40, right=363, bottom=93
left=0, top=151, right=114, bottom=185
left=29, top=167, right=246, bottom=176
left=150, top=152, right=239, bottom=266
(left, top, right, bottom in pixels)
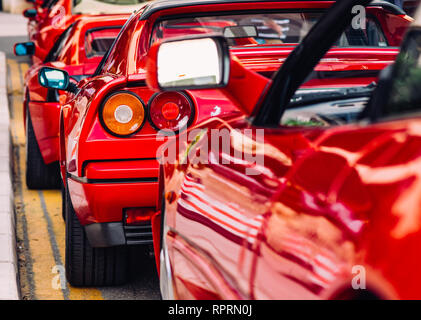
left=64, top=184, right=128, bottom=286
left=25, top=106, right=60, bottom=189
left=160, top=190, right=166, bottom=251
left=61, top=181, right=66, bottom=221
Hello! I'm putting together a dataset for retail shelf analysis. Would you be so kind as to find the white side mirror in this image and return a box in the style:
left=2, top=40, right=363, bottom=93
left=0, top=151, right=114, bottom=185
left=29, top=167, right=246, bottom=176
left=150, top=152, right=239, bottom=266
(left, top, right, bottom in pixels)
left=157, top=36, right=230, bottom=90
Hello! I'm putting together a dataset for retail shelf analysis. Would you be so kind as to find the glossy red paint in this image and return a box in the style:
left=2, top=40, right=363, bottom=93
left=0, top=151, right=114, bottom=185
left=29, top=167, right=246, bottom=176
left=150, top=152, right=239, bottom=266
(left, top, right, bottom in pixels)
left=60, top=1, right=408, bottom=254
left=159, top=112, right=421, bottom=299
left=153, top=1, right=421, bottom=301
left=22, top=15, right=128, bottom=165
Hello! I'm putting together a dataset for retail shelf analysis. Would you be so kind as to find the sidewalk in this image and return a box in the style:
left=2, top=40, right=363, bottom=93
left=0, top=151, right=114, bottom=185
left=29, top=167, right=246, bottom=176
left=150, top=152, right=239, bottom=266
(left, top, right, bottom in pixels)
left=0, top=12, right=27, bottom=37
left=0, top=51, right=19, bottom=300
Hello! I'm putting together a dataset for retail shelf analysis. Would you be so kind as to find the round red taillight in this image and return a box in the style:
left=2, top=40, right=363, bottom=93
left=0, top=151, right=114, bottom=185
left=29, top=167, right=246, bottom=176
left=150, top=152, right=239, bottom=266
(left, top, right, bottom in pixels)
left=148, top=92, right=194, bottom=133
left=161, top=102, right=180, bottom=120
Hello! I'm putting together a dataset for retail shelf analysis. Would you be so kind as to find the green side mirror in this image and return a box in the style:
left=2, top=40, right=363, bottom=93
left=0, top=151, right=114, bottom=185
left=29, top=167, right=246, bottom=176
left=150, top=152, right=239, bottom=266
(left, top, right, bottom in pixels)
left=38, top=67, right=70, bottom=90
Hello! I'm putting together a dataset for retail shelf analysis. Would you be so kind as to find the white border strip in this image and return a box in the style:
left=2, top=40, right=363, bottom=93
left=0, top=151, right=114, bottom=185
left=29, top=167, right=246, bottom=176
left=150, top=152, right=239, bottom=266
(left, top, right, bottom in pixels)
left=0, top=51, right=19, bottom=300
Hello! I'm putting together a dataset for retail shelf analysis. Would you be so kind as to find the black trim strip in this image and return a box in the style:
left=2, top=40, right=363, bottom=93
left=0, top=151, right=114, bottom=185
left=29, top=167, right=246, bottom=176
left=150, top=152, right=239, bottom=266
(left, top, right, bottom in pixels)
left=139, top=0, right=332, bottom=20
left=309, top=69, right=380, bottom=79
left=126, top=80, right=147, bottom=87
left=68, top=172, right=158, bottom=184
left=259, top=69, right=382, bottom=80
left=139, top=0, right=404, bottom=20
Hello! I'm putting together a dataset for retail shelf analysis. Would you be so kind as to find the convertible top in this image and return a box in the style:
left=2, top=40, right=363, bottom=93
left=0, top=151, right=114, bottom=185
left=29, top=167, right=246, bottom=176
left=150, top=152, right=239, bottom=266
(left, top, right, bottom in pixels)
left=138, top=0, right=406, bottom=20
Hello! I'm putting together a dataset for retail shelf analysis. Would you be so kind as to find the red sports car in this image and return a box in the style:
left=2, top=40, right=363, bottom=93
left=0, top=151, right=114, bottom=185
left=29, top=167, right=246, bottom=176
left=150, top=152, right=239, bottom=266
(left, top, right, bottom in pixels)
left=24, top=0, right=147, bottom=64
left=15, top=15, right=128, bottom=189
left=150, top=0, right=421, bottom=300
left=39, top=0, right=409, bottom=287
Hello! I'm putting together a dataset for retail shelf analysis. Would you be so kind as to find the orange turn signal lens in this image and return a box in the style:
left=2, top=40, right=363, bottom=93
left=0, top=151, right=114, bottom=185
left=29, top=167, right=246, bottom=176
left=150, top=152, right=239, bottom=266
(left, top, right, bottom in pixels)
left=101, top=92, right=145, bottom=136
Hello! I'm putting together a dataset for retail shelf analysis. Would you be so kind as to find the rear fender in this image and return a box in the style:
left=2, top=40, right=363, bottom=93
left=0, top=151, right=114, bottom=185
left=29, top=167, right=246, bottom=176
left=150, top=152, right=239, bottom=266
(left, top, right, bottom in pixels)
left=76, top=75, right=127, bottom=176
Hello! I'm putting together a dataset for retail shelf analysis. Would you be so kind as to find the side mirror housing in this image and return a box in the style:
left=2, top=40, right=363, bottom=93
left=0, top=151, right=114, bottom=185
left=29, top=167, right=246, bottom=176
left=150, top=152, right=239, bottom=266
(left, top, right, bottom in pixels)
left=14, top=42, right=35, bottom=56
left=146, top=36, right=230, bottom=91
left=23, top=8, right=37, bottom=19
left=38, top=67, right=77, bottom=93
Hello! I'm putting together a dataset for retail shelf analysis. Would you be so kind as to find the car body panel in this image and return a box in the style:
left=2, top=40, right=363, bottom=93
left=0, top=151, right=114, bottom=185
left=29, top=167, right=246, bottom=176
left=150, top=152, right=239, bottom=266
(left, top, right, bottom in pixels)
left=163, top=113, right=421, bottom=299
left=155, top=0, right=421, bottom=300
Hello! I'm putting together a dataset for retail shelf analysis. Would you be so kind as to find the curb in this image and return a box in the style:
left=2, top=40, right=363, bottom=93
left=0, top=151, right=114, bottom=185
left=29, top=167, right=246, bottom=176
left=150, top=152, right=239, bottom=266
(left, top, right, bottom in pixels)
left=0, top=51, right=19, bottom=300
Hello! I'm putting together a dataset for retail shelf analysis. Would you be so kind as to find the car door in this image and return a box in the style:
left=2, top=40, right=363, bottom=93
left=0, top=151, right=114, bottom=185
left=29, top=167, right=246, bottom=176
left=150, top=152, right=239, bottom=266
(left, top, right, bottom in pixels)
left=163, top=117, right=263, bottom=299
left=251, top=122, right=381, bottom=299
left=166, top=112, right=327, bottom=299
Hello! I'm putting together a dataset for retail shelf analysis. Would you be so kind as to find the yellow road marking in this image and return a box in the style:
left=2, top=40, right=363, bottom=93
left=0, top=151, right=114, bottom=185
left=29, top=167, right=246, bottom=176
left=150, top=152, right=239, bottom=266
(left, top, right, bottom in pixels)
left=8, top=59, right=21, bottom=96
left=9, top=58, right=104, bottom=300
left=10, top=59, right=64, bottom=299
left=19, top=63, right=29, bottom=80
left=42, top=190, right=103, bottom=300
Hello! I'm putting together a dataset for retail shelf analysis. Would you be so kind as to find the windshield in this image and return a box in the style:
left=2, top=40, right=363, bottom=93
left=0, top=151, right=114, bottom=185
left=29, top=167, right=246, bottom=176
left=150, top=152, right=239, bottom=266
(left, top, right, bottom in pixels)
left=151, top=12, right=389, bottom=48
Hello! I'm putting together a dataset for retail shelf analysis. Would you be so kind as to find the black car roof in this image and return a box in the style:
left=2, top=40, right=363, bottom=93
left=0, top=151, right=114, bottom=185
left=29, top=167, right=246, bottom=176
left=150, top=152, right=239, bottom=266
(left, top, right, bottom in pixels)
left=138, top=0, right=405, bottom=20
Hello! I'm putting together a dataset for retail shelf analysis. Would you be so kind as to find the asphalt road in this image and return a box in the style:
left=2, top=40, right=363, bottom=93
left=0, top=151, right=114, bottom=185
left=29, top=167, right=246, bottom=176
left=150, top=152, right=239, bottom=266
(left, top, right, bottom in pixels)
left=3, top=34, right=161, bottom=300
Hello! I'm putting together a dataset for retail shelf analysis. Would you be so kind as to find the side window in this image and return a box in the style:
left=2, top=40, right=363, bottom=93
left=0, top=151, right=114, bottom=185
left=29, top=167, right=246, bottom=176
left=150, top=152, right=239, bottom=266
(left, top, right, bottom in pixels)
left=84, top=27, right=121, bottom=58
left=280, top=91, right=368, bottom=127
left=280, top=104, right=365, bottom=127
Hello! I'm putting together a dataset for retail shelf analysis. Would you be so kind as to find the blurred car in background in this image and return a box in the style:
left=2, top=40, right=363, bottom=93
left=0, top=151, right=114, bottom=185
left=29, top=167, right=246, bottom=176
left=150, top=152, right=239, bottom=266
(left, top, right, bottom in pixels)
left=39, top=0, right=410, bottom=287
left=404, top=0, right=421, bottom=16
left=23, top=0, right=147, bottom=63
left=151, top=0, right=421, bottom=300
left=14, top=14, right=128, bottom=189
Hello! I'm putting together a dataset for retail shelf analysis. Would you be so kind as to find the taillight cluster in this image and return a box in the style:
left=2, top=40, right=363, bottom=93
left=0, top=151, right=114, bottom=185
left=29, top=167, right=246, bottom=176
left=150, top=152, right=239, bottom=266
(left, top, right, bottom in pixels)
left=100, top=91, right=146, bottom=137
left=148, top=91, right=194, bottom=134
left=99, top=90, right=194, bottom=137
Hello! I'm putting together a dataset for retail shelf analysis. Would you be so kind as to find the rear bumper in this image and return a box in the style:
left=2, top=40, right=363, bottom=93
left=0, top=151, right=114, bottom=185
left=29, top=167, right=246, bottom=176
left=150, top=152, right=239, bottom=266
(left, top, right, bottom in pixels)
left=66, top=159, right=159, bottom=247
left=67, top=175, right=158, bottom=224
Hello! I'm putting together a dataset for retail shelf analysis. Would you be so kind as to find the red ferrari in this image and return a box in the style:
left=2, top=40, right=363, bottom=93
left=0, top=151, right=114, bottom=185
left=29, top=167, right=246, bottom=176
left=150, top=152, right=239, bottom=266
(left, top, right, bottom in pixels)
left=150, top=0, right=421, bottom=300
left=14, top=15, right=128, bottom=189
left=39, top=0, right=409, bottom=287
left=23, top=0, right=147, bottom=64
